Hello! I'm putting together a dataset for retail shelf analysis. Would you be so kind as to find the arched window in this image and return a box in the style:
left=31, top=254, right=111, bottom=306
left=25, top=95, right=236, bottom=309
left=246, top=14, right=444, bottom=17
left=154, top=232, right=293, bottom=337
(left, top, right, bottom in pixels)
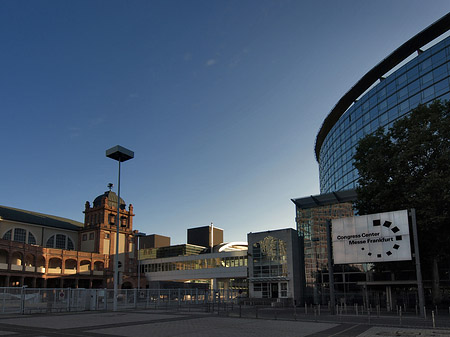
left=46, top=236, right=54, bottom=248
left=2, top=228, right=36, bottom=245
left=28, top=233, right=36, bottom=245
left=46, top=235, right=75, bottom=250
left=2, top=230, right=12, bottom=241
left=13, top=228, right=26, bottom=243
left=55, top=234, right=66, bottom=249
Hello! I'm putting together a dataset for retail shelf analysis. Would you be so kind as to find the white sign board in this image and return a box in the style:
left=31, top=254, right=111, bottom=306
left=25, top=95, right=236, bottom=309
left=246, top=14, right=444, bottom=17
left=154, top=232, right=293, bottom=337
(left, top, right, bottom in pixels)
left=332, top=210, right=411, bottom=264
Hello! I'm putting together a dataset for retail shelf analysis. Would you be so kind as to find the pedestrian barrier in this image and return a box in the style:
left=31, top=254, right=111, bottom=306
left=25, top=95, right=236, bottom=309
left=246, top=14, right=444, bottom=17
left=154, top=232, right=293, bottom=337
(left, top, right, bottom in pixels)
left=0, top=287, right=244, bottom=314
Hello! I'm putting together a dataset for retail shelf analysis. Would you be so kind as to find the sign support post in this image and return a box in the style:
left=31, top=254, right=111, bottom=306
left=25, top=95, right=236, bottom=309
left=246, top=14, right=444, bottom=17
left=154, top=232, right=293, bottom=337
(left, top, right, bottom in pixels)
left=410, top=208, right=425, bottom=317
left=326, top=219, right=336, bottom=315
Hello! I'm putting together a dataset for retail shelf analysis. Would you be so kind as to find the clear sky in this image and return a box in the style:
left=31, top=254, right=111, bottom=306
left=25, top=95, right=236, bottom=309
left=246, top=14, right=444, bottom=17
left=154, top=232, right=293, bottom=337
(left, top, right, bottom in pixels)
left=1, top=1, right=450, bottom=244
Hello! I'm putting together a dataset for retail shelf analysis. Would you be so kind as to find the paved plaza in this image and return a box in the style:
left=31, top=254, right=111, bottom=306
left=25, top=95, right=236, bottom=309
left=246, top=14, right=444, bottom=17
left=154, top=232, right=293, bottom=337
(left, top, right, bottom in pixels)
left=1, top=310, right=450, bottom=337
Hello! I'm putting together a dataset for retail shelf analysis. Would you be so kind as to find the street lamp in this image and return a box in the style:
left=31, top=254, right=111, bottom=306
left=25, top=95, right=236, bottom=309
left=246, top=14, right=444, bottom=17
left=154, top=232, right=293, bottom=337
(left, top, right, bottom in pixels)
left=135, top=232, right=146, bottom=293
left=106, top=145, right=134, bottom=312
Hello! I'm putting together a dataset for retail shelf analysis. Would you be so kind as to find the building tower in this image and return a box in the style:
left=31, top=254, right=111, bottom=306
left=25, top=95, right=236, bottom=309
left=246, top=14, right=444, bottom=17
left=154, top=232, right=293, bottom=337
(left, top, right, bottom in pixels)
left=82, top=190, right=136, bottom=288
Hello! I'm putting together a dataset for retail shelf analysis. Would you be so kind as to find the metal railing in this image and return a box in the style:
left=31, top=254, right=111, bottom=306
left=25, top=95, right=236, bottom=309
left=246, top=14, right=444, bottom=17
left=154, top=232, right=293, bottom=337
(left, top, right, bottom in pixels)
left=0, top=287, right=245, bottom=314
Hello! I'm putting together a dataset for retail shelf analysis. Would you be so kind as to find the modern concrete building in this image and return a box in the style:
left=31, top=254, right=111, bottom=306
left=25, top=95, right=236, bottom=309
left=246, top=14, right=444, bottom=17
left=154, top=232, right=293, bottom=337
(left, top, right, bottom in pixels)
left=316, top=13, right=450, bottom=193
left=139, top=234, right=170, bottom=250
left=187, top=225, right=223, bottom=249
left=247, top=228, right=303, bottom=304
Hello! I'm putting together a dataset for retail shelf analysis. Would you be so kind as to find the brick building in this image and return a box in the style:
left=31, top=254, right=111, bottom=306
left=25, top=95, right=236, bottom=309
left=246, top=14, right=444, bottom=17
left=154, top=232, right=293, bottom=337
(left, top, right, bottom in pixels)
left=0, top=190, right=138, bottom=289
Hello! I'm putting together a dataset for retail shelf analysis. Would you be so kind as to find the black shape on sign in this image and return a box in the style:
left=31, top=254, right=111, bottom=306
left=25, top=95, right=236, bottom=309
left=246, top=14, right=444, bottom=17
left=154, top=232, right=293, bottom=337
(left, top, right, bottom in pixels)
left=383, top=221, right=392, bottom=228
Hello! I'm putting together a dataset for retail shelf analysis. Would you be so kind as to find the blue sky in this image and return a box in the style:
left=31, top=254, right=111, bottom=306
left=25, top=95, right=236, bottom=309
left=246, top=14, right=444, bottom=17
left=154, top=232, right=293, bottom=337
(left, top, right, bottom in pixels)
left=1, top=1, right=450, bottom=244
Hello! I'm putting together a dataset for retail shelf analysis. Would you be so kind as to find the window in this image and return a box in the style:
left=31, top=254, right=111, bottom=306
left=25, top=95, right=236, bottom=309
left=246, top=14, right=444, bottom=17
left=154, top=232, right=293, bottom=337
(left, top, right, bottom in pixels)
left=280, top=283, right=288, bottom=298
left=397, top=87, right=408, bottom=100
left=89, top=232, right=94, bottom=240
left=422, top=86, right=435, bottom=100
left=13, top=228, right=26, bottom=243
left=28, top=233, right=36, bottom=245
left=396, top=73, right=407, bottom=86
left=55, top=234, right=66, bottom=249
left=82, top=234, right=87, bottom=241
left=421, top=72, right=433, bottom=86
left=262, top=283, right=269, bottom=298
left=105, top=233, right=110, bottom=239
left=46, top=234, right=74, bottom=250
left=2, top=230, right=12, bottom=241
left=419, top=57, right=432, bottom=72
left=46, top=236, right=55, bottom=248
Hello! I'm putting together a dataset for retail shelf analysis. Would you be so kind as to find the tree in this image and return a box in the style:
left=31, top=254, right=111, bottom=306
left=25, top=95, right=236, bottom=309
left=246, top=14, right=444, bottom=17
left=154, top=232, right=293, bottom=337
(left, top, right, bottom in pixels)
left=354, top=100, right=450, bottom=304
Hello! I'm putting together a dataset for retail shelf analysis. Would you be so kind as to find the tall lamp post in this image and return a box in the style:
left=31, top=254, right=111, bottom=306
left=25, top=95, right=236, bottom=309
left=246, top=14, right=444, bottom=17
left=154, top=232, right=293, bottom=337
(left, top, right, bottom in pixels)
left=106, top=145, right=134, bottom=312
left=135, top=232, right=146, bottom=293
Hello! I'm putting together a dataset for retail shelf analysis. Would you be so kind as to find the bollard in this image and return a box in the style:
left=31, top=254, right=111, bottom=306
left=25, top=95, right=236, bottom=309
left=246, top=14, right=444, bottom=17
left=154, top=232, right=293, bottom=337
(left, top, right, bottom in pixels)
left=355, top=303, right=358, bottom=316
left=305, top=303, right=307, bottom=315
left=377, top=304, right=380, bottom=318
left=399, top=307, right=402, bottom=326
left=432, top=310, right=436, bottom=328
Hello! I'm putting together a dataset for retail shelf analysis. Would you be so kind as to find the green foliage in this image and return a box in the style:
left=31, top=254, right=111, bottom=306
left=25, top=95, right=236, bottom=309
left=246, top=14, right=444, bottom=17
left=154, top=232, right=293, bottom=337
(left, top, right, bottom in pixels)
left=354, top=100, right=450, bottom=261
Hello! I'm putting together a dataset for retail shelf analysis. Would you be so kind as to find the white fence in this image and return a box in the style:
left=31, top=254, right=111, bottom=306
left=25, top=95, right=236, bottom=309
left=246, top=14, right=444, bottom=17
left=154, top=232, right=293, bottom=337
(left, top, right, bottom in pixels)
left=0, top=287, right=245, bottom=314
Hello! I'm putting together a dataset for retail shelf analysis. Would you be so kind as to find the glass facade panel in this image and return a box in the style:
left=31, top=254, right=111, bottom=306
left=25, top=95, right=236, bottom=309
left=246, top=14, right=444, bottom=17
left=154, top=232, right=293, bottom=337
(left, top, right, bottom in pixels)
left=319, top=36, right=450, bottom=193
left=141, top=254, right=247, bottom=273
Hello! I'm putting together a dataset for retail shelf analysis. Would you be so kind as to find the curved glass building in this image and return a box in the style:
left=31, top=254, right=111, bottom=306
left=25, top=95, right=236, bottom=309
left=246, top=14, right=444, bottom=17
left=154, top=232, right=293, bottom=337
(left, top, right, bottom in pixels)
left=316, top=14, right=450, bottom=193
